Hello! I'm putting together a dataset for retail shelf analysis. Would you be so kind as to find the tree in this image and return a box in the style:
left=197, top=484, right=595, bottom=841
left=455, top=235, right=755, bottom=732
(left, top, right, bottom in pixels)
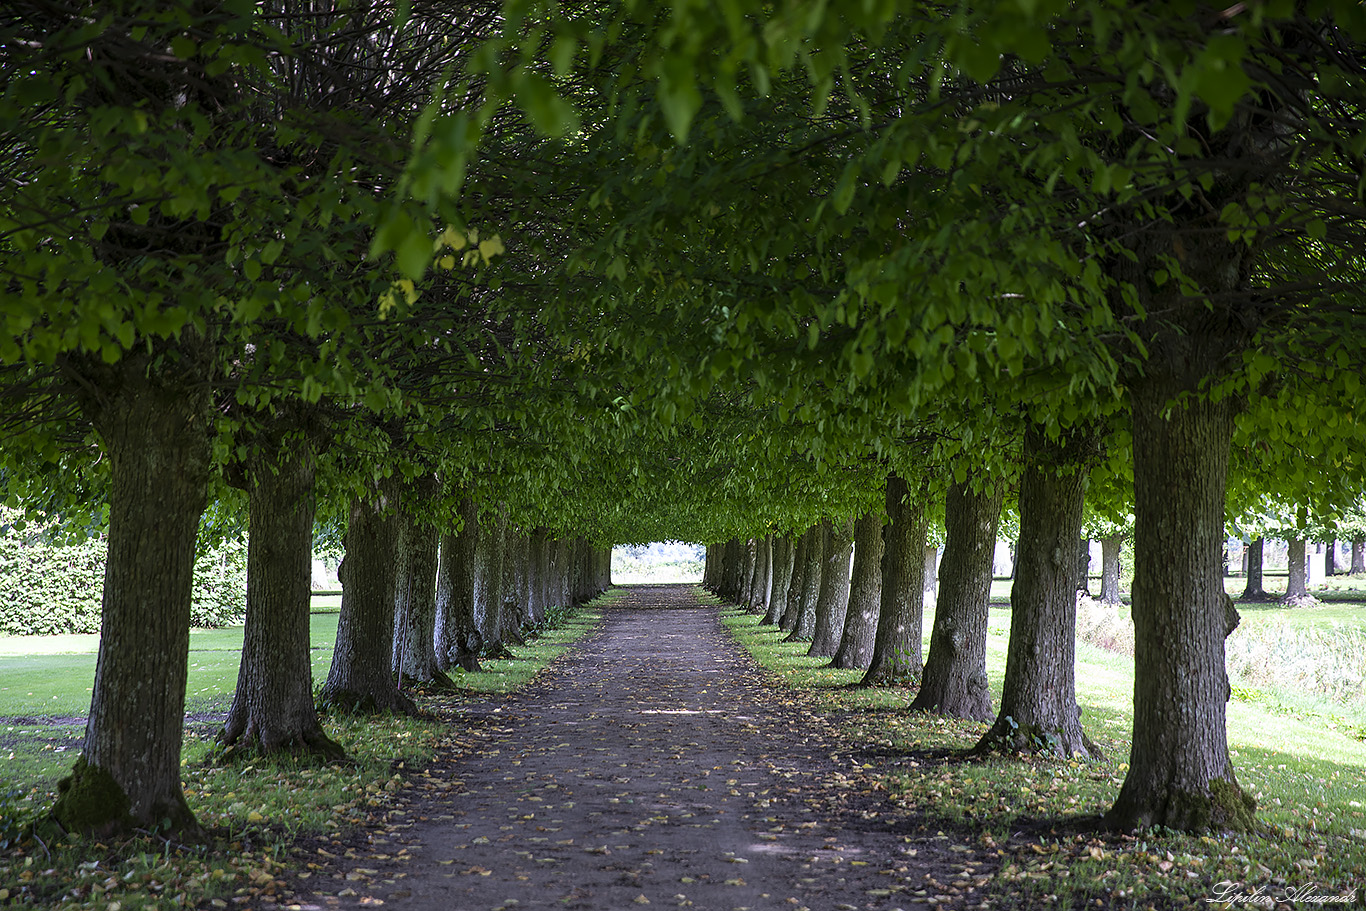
left=862, top=473, right=930, bottom=686
left=910, top=476, right=1002, bottom=721
left=977, top=426, right=1102, bottom=758
left=807, top=518, right=854, bottom=658
left=831, top=510, right=885, bottom=670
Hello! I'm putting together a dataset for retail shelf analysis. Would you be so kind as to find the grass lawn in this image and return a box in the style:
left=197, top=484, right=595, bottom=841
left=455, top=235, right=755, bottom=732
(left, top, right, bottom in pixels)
left=0, top=592, right=609, bottom=911
left=717, top=587, right=1366, bottom=909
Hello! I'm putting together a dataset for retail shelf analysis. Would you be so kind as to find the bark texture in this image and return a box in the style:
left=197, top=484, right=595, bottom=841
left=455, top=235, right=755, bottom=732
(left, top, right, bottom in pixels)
left=1282, top=538, right=1316, bottom=606
left=392, top=476, right=453, bottom=688
left=750, top=535, right=772, bottom=615
left=1241, top=538, right=1268, bottom=601
left=1099, top=534, right=1123, bottom=604
left=318, top=475, right=417, bottom=716
left=778, top=529, right=810, bottom=633
left=762, top=535, right=794, bottom=626
left=1353, top=537, right=1366, bottom=575
left=862, top=472, right=929, bottom=686
left=219, top=425, right=343, bottom=761
left=785, top=522, right=825, bottom=642
left=831, top=510, right=885, bottom=670
left=1106, top=390, right=1254, bottom=832
left=435, top=497, right=481, bottom=671
left=910, top=477, right=1001, bottom=721
left=54, top=358, right=213, bottom=836
left=807, top=518, right=855, bottom=658
left=977, top=427, right=1101, bottom=759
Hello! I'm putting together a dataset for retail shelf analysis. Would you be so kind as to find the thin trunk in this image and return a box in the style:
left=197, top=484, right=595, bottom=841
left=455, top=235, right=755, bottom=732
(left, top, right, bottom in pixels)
left=435, top=497, right=481, bottom=671
left=977, top=426, right=1101, bottom=759
left=923, top=545, right=939, bottom=610
left=750, top=535, right=772, bottom=615
left=54, top=362, right=213, bottom=836
left=1241, top=538, right=1267, bottom=601
left=910, top=476, right=1001, bottom=721
left=392, top=476, right=453, bottom=688
left=832, top=509, right=885, bottom=670
left=808, top=518, right=855, bottom=658
left=219, top=426, right=343, bottom=761
left=1078, top=538, right=1092, bottom=594
left=1353, top=536, right=1365, bottom=575
left=1106, top=388, right=1254, bottom=832
left=528, top=527, right=550, bottom=626
left=762, top=535, right=794, bottom=626
left=779, top=529, right=810, bottom=633
left=318, top=475, right=417, bottom=716
left=740, top=538, right=757, bottom=609
left=1282, top=538, right=1314, bottom=606
left=785, top=523, right=825, bottom=642
left=1099, top=534, right=1123, bottom=604
left=1325, top=537, right=1337, bottom=577
left=862, top=472, right=928, bottom=686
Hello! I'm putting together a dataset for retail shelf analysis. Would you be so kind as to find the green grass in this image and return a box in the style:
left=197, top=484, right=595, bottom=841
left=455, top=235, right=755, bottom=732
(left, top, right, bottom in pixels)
left=718, top=595, right=1366, bottom=909
left=0, top=594, right=607, bottom=911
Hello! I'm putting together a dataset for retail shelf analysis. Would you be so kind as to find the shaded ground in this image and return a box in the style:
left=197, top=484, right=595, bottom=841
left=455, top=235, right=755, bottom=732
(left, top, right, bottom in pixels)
left=275, top=584, right=989, bottom=910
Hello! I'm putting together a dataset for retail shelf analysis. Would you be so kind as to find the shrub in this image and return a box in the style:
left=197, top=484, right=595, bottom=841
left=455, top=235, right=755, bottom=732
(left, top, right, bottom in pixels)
left=0, top=515, right=248, bottom=635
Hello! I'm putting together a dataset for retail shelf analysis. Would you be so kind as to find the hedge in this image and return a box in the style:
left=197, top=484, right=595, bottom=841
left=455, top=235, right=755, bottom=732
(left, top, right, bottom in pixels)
left=0, top=532, right=248, bottom=636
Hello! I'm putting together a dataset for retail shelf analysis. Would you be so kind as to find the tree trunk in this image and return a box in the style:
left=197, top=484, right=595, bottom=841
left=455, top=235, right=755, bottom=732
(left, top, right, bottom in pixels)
left=1282, top=537, right=1315, bottom=606
left=862, top=472, right=929, bottom=686
left=219, top=426, right=343, bottom=761
left=392, top=475, right=453, bottom=688
left=501, top=525, right=531, bottom=636
left=785, top=522, right=825, bottom=642
left=808, top=518, right=855, bottom=658
left=910, top=476, right=1001, bottom=721
left=739, top=538, right=757, bottom=609
left=1105, top=389, right=1254, bottom=832
left=54, top=362, right=213, bottom=837
left=1353, top=536, right=1365, bottom=575
left=977, top=426, right=1101, bottom=759
left=749, top=535, right=772, bottom=615
left=778, top=528, right=810, bottom=633
left=1325, top=537, right=1337, bottom=577
left=1077, top=538, right=1092, bottom=594
left=317, top=475, right=417, bottom=716
left=762, top=535, right=794, bottom=626
left=1099, top=533, right=1123, bottom=604
left=435, top=497, right=481, bottom=671
left=923, top=545, right=939, bottom=610
left=1241, top=538, right=1268, bottom=601
left=528, top=527, right=550, bottom=627
left=832, top=509, right=885, bottom=670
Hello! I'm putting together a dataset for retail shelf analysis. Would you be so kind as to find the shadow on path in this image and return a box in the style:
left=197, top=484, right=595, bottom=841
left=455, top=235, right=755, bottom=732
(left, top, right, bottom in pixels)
left=280, top=585, right=982, bottom=910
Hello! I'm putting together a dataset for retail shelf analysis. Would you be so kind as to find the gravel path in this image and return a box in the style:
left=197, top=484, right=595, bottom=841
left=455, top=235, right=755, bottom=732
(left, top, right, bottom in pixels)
left=287, top=585, right=953, bottom=910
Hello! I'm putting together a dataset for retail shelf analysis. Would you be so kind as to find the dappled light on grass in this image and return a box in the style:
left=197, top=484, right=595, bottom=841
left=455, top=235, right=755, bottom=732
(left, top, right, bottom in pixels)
left=721, top=604, right=1366, bottom=908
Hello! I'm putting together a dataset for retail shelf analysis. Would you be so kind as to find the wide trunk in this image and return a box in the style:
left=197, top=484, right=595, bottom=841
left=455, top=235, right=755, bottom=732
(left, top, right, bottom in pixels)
left=808, top=518, right=855, bottom=658
left=1241, top=538, right=1268, bottom=601
left=1353, top=537, right=1365, bottom=575
left=977, top=427, right=1100, bottom=759
left=862, top=472, right=929, bottom=686
left=832, top=510, right=885, bottom=670
left=392, top=476, right=453, bottom=688
left=739, top=538, right=757, bottom=609
left=785, top=522, right=826, bottom=642
left=778, top=529, right=810, bottom=633
left=1099, top=533, right=1123, bottom=604
left=219, top=428, right=343, bottom=761
left=317, top=475, right=417, bottom=716
left=1106, top=389, right=1254, bottom=832
left=1077, top=538, right=1092, bottom=595
left=910, top=476, right=1001, bottom=721
left=500, top=525, right=530, bottom=636
left=1282, top=538, right=1315, bottom=606
left=54, top=362, right=213, bottom=836
left=762, top=535, right=794, bottom=626
left=435, top=497, right=481, bottom=671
